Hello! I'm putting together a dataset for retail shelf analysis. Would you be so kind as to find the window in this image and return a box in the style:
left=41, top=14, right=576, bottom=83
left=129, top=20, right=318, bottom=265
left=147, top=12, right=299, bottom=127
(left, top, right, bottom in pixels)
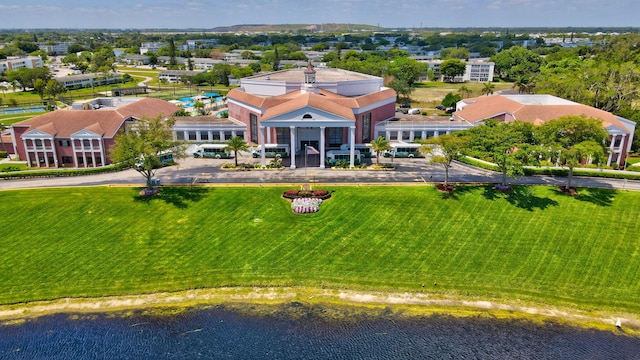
left=176, top=131, right=185, bottom=141
left=188, top=131, right=197, bottom=141
left=200, top=132, right=209, bottom=141
left=58, top=140, right=71, bottom=147
left=362, top=113, right=371, bottom=143
left=224, top=131, right=233, bottom=140
left=61, top=156, right=73, bottom=164
left=250, top=114, right=258, bottom=143
left=276, top=128, right=290, bottom=144
left=82, top=139, right=91, bottom=147
left=35, top=139, right=43, bottom=147
left=328, top=127, right=342, bottom=147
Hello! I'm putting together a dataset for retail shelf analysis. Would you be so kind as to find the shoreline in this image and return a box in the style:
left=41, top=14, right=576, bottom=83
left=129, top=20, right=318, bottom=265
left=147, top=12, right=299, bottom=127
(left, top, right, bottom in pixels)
left=1, top=287, right=639, bottom=336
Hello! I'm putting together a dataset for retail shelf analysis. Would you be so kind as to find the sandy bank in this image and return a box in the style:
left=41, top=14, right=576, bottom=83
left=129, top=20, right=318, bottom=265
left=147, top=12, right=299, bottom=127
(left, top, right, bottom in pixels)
left=0, top=287, right=638, bottom=335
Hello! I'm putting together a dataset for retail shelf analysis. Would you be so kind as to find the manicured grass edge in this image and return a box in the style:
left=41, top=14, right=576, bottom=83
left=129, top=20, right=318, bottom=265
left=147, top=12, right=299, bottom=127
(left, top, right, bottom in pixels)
left=1, top=287, right=638, bottom=336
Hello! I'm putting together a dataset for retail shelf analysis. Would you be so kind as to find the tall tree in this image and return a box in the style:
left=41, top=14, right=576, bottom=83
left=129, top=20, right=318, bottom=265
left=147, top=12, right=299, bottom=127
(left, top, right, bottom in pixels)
left=440, top=59, right=466, bottom=82
left=490, top=46, right=542, bottom=81
left=370, top=136, right=391, bottom=166
left=421, top=133, right=468, bottom=189
left=537, top=115, right=608, bottom=188
left=464, top=120, right=535, bottom=188
left=168, top=38, right=177, bottom=67
left=481, top=82, right=495, bottom=96
left=224, top=136, right=249, bottom=167
left=110, top=115, right=185, bottom=188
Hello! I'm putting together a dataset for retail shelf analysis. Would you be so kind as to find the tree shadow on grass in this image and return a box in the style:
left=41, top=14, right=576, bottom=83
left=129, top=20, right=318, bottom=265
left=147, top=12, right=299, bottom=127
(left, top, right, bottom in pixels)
left=438, top=184, right=558, bottom=211
left=569, top=187, right=616, bottom=207
left=133, top=186, right=210, bottom=209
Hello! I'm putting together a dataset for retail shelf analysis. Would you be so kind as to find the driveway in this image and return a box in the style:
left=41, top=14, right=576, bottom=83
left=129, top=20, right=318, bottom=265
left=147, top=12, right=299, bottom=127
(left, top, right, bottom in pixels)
left=1, top=153, right=639, bottom=191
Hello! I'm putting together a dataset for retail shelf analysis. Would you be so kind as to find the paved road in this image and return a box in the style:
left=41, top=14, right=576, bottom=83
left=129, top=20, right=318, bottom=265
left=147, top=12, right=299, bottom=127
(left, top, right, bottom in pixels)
left=1, top=155, right=640, bottom=191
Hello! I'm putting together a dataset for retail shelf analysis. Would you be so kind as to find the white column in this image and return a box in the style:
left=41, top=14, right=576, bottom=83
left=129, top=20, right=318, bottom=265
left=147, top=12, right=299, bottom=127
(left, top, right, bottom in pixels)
left=289, top=126, right=296, bottom=169
left=320, top=126, right=326, bottom=169
left=267, top=129, right=272, bottom=143
left=409, top=131, right=415, bottom=142
left=50, top=138, right=58, bottom=167
left=99, top=139, right=106, bottom=166
left=231, top=130, right=237, bottom=138
left=434, top=130, right=440, bottom=137
left=607, top=135, right=616, bottom=166
left=386, top=130, right=391, bottom=140
left=91, top=139, right=97, bottom=168
left=71, top=139, right=78, bottom=167
left=397, top=131, right=403, bottom=142
left=422, top=130, right=427, bottom=139
left=23, top=139, right=31, bottom=167
left=349, top=126, right=355, bottom=167
left=208, top=131, right=213, bottom=142
left=219, top=131, right=225, bottom=141
left=259, top=126, right=266, bottom=166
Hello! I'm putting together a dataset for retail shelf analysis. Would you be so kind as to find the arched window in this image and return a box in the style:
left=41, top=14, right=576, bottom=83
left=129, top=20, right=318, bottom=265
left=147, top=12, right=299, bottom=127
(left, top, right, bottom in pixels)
left=302, top=114, right=313, bottom=119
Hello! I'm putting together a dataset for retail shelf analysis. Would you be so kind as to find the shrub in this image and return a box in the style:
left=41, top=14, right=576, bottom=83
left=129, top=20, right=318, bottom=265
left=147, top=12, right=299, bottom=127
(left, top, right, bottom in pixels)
left=284, top=190, right=299, bottom=198
left=312, top=190, right=328, bottom=196
left=0, top=151, right=7, bottom=159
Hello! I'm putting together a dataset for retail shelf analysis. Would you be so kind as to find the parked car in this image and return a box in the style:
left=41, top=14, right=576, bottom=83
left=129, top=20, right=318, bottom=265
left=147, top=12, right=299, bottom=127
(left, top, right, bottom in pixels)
left=435, top=105, right=446, bottom=110
left=400, top=103, right=411, bottom=108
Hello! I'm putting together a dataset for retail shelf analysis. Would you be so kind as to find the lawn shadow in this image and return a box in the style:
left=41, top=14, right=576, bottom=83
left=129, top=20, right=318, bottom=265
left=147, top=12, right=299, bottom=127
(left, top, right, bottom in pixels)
left=133, top=186, right=210, bottom=209
left=478, top=185, right=559, bottom=211
left=571, top=187, right=617, bottom=207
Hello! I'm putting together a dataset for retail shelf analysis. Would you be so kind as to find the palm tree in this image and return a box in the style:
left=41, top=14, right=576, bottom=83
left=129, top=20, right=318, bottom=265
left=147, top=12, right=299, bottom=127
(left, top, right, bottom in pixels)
left=224, top=136, right=249, bottom=167
left=370, top=136, right=391, bottom=166
left=481, top=82, right=495, bottom=96
left=194, top=100, right=207, bottom=116
left=458, top=85, right=472, bottom=99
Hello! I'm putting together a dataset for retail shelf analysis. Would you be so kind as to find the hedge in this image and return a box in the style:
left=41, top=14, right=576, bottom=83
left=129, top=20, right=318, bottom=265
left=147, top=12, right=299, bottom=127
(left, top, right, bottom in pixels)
left=0, top=163, right=129, bottom=179
left=457, top=156, right=640, bottom=181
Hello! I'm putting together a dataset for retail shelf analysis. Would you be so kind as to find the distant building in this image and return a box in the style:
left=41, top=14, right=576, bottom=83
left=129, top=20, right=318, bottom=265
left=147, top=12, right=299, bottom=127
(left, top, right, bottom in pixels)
left=158, top=70, right=205, bottom=83
left=11, top=98, right=179, bottom=168
left=140, top=42, right=168, bottom=54
left=0, top=56, right=44, bottom=73
left=37, top=42, right=74, bottom=55
left=420, top=59, right=495, bottom=83
left=55, top=72, right=122, bottom=90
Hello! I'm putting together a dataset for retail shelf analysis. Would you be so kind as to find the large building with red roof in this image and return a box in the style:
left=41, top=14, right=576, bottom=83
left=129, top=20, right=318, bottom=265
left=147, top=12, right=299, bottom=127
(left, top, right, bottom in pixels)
left=453, top=94, right=636, bottom=167
left=12, top=97, right=179, bottom=168
left=226, top=63, right=397, bottom=168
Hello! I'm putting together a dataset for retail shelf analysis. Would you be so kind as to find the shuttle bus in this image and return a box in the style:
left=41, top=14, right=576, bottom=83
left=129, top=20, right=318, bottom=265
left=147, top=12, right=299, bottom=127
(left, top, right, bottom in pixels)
left=384, top=143, right=423, bottom=158
left=252, top=144, right=290, bottom=158
left=193, top=144, right=232, bottom=159
left=326, top=150, right=363, bottom=166
left=340, top=143, right=372, bottom=158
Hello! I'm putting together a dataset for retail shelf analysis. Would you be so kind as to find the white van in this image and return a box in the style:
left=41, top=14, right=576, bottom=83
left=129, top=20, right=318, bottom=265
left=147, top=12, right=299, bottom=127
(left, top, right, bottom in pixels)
left=408, top=108, right=420, bottom=115
left=193, top=144, right=232, bottom=159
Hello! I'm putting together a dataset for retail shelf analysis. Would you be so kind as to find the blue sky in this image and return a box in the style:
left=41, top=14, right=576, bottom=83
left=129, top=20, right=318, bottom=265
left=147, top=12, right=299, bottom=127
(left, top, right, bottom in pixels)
left=1, top=0, right=638, bottom=29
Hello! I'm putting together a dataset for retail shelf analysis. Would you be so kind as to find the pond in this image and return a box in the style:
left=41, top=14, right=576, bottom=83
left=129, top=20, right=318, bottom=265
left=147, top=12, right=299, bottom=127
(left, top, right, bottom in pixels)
left=1, top=305, right=638, bottom=359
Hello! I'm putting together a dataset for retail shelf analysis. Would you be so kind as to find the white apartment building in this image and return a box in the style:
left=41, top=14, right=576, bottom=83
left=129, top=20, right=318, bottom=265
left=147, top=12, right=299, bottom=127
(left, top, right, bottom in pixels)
left=420, top=59, right=495, bottom=83
left=37, top=42, right=75, bottom=55
left=140, top=42, right=168, bottom=54
left=0, top=56, right=44, bottom=73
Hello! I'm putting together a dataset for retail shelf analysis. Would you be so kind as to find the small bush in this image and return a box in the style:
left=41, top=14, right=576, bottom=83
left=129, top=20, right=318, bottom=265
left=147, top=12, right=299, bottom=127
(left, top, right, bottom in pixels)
left=312, top=190, right=328, bottom=197
left=0, top=151, right=7, bottom=159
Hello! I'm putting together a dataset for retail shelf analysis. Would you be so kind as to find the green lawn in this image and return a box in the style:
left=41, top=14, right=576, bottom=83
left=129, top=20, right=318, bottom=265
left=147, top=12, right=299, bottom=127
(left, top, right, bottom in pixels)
left=1, top=185, right=639, bottom=314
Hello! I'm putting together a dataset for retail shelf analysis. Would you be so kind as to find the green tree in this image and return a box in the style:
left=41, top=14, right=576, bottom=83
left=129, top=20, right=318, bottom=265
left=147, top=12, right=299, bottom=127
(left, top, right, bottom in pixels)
left=370, top=136, right=391, bottom=166
left=441, top=92, right=462, bottom=108
left=421, top=133, right=468, bottom=188
left=440, top=59, right=466, bottom=82
left=110, top=115, right=185, bottom=188
left=387, top=79, right=413, bottom=102
left=224, top=136, right=249, bottom=167
left=537, top=115, right=608, bottom=188
left=464, top=120, right=536, bottom=188
left=490, top=46, right=542, bottom=81
left=193, top=100, right=206, bottom=116
left=481, top=82, right=495, bottom=96
left=386, top=57, right=426, bottom=86
left=458, top=85, right=472, bottom=98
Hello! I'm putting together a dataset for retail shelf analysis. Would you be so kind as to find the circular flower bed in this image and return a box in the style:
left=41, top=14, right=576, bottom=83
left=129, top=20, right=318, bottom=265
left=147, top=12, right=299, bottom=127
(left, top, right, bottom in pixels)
left=291, top=197, right=323, bottom=214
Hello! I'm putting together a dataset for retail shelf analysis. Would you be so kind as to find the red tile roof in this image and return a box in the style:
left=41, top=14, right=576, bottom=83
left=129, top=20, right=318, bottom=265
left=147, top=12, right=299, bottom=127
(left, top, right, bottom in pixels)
left=229, top=87, right=396, bottom=121
left=456, top=95, right=629, bottom=132
left=14, top=98, right=179, bottom=138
